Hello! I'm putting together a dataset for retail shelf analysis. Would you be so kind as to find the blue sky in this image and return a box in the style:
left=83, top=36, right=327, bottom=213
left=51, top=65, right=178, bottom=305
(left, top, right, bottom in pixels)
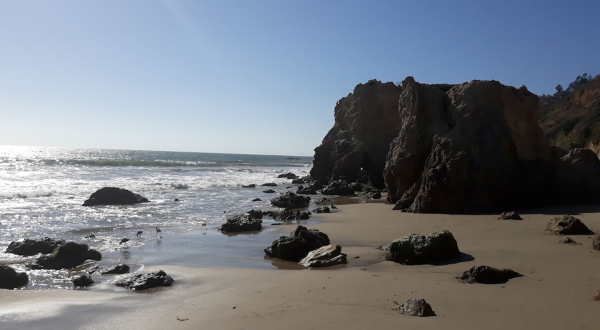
left=1, top=0, right=599, bottom=156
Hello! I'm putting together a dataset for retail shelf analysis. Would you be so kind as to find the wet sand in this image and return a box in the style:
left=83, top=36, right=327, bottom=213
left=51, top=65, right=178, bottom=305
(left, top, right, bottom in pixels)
left=2, top=202, right=600, bottom=329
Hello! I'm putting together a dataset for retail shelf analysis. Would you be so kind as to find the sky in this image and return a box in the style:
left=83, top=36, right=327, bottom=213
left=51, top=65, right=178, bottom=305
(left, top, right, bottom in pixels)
left=1, top=0, right=599, bottom=156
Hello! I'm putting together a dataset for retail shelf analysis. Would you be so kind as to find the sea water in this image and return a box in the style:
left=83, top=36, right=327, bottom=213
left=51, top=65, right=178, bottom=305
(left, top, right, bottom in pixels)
left=0, top=145, right=313, bottom=289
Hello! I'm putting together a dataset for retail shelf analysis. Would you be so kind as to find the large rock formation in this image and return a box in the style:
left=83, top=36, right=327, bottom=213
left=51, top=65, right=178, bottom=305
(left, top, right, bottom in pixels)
left=311, top=80, right=402, bottom=187
left=312, top=76, right=600, bottom=214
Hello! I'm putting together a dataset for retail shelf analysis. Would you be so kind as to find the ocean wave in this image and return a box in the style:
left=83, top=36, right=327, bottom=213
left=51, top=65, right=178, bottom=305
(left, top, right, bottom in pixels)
left=32, top=159, right=311, bottom=168
left=171, top=183, right=189, bottom=190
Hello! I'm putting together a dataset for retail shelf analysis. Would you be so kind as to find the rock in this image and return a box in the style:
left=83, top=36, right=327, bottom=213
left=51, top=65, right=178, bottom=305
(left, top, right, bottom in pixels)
left=457, top=265, right=522, bottom=284
left=311, top=80, right=402, bottom=187
left=264, top=225, right=330, bottom=262
left=593, top=235, right=600, bottom=251
left=387, top=230, right=460, bottom=265
left=559, top=237, right=579, bottom=245
left=277, top=173, right=298, bottom=179
left=272, top=208, right=296, bottom=221
left=5, top=237, right=65, bottom=256
left=292, top=179, right=304, bottom=184
left=100, top=264, right=130, bottom=275
left=297, top=211, right=310, bottom=220
left=219, top=215, right=262, bottom=233
left=115, top=270, right=174, bottom=290
left=29, top=242, right=102, bottom=270
left=271, top=192, right=311, bottom=208
left=72, top=274, right=94, bottom=287
left=261, top=183, right=277, bottom=187
left=396, top=299, right=435, bottom=317
left=83, top=187, right=149, bottom=206
left=321, top=180, right=355, bottom=196
left=251, top=198, right=262, bottom=202
left=246, top=209, right=263, bottom=219
left=299, top=244, right=347, bottom=268
left=498, top=212, right=523, bottom=220
left=0, top=265, right=28, bottom=289
left=297, top=183, right=320, bottom=195
left=363, top=191, right=382, bottom=199
left=314, top=207, right=330, bottom=214
left=242, top=184, right=256, bottom=188
left=545, top=215, right=593, bottom=235
left=263, top=189, right=276, bottom=193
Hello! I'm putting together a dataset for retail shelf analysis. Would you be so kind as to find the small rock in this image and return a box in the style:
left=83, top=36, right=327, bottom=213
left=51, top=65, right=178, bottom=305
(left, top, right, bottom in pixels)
left=314, top=207, right=330, bottom=214
left=545, top=215, right=593, bottom=235
left=263, top=189, right=276, bottom=193
left=0, top=265, right=29, bottom=289
left=299, top=244, right=347, bottom=268
left=251, top=198, right=262, bottom=202
left=277, top=173, right=298, bottom=180
left=72, top=274, right=94, bottom=287
left=115, top=270, right=174, bottom=290
left=242, top=184, right=256, bottom=188
left=291, top=179, right=304, bottom=184
left=271, top=192, right=311, bottom=208
left=498, top=212, right=523, bottom=220
left=457, top=265, right=522, bottom=284
left=396, top=299, right=435, bottom=317
left=101, top=264, right=130, bottom=275
left=559, top=237, right=579, bottom=245
left=261, top=183, right=277, bottom=187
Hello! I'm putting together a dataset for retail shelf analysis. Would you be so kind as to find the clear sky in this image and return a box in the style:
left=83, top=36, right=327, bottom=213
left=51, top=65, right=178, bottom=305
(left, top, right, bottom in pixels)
left=1, top=0, right=599, bottom=156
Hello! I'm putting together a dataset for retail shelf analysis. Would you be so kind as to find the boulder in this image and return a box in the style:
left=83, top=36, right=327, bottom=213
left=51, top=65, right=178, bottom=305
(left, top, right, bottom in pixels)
left=299, top=244, right=347, bottom=267
left=72, top=275, right=94, bottom=287
left=220, top=215, right=262, bottom=233
left=264, top=226, right=330, bottom=262
left=396, top=299, right=435, bottom=317
left=100, top=264, right=130, bottom=275
left=115, top=270, right=174, bottom=291
left=321, top=180, right=355, bottom=196
left=297, top=184, right=320, bottom=195
left=0, top=265, right=28, bottom=289
left=242, top=184, right=256, bottom=188
left=246, top=209, right=263, bottom=219
left=498, top=212, right=523, bottom=220
left=297, top=211, right=310, bottom=220
left=545, top=215, right=593, bottom=235
left=314, top=207, right=331, bottom=214
left=272, top=208, right=296, bottom=221
left=593, top=235, right=600, bottom=251
left=363, top=191, right=382, bottom=200
left=83, top=187, right=149, bottom=206
left=263, top=189, right=276, bottom=193
left=457, top=266, right=522, bottom=284
left=291, top=179, right=304, bottom=184
left=311, top=80, right=402, bottom=187
left=387, top=230, right=460, bottom=265
left=277, top=173, right=298, bottom=179
left=5, top=237, right=65, bottom=256
left=262, top=183, right=277, bottom=187
left=271, top=192, right=311, bottom=208
left=29, top=242, right=102, bottom=270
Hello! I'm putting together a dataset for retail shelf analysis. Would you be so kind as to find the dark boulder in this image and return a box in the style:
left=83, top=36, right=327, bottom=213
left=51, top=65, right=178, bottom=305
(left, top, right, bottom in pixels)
left=277, top=173, right=298, bottom=179
left=498, top=212, right=522, bottom=220
left=264, top=226, right=330, bottom=262
left=297, top=184, right=320, bottom=195
left=101, top=264, right=130, bottom=275
left=297, top=211, right=310, bottom=220
left=396, top=299, right=435, bottom=317
left=5, top=237, right=65, bottom=256
left=271, top=192, right=311, bottom=208
left=251, top=198, right=262, bottom=202
left=363, top=191, right=382, bottom=199
left=321, top=180, right=355, bottom=196
left=386, top=230, right=460, bottom=265
left=242, top=184, right=256, bottom=188
left=299, top=244, right=347, bottom=268
left=246, top=209, right=263, bottom=219
left=314, top=207, right=331, bottom=214
left=292, top=179, right=304, bottom=184
left=263, top=189, right=276, bottom=193
left=545, top=215, right=593, bottom=235
left=115, top=270, right=174, bottom=291
left=220, top=215, right=262, bottom=233
left=262, top=183, right=277, bottom=187
left=30, top=242, right=102, bottom=270
left=83, top=187, right=149, bottom=206
left=457, top=265, right=522, bottom=284
left=72, top=274, right=94, bottom=287
left=0, top=265, right=28, bottom=289
left=272, top=208, right=296, bottom=221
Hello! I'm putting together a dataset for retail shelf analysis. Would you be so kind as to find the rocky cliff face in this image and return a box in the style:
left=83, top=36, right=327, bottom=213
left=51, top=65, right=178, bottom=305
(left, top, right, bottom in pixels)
left=310, top=80, right=401, bottom=187
left=312, top=77, right=600, bottom=214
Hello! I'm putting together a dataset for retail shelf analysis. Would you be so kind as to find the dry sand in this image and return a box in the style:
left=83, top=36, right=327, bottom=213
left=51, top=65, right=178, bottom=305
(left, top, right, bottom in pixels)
left=2, top=202, right=600, bottom=329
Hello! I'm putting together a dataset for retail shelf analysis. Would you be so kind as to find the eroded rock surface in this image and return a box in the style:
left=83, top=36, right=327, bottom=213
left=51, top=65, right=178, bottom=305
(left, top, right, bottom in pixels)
left=396, top=299, right=435, bottom=317
left=545, top=215, right=593, bottom=235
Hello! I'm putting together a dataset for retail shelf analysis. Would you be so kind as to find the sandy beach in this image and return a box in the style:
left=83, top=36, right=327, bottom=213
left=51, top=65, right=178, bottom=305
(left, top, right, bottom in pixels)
left=2, top=202, right=600, bottom=329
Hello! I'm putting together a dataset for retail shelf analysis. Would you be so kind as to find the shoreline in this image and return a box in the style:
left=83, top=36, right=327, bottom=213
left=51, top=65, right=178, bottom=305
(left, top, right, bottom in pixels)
left=2, top=202, right=600, bottom=329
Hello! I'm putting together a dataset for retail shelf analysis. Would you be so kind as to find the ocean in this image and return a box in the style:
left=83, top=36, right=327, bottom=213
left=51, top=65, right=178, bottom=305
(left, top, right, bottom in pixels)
left=0, top=145, right=314, bottom=289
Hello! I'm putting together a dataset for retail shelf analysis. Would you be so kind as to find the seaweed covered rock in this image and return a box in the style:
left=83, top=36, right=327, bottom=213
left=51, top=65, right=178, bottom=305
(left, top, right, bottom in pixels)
left=219, top=215, right=262, bottom=233
left=83, top=187, right=149, bottom=206
left=271, top=192, right=311, bottom=208
left=457, top=266, right=522, bottom=284
left=396, top=299, right=435, bottom=317
left=387, top=230, right=460, bottom=265
left=5, top=237, right=65, bottom=256
left=0, top=265, right=28, bottom=289
left=72, top=274, right=94, bottom=287
left=30, top=242, right=102, bottom=270
left=264, top=226, right=330, bottom=262
left=299, top=244, right=347, bottom=268
left=545, top=215, right=593, bottom=235
left=498, top=212, right=523, bottom=220
left=115, top=270, right=174, bottom=291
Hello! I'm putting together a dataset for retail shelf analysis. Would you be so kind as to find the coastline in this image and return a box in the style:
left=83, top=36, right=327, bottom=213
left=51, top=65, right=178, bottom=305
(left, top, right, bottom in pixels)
left=2, top=202, right=600, bottom=329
